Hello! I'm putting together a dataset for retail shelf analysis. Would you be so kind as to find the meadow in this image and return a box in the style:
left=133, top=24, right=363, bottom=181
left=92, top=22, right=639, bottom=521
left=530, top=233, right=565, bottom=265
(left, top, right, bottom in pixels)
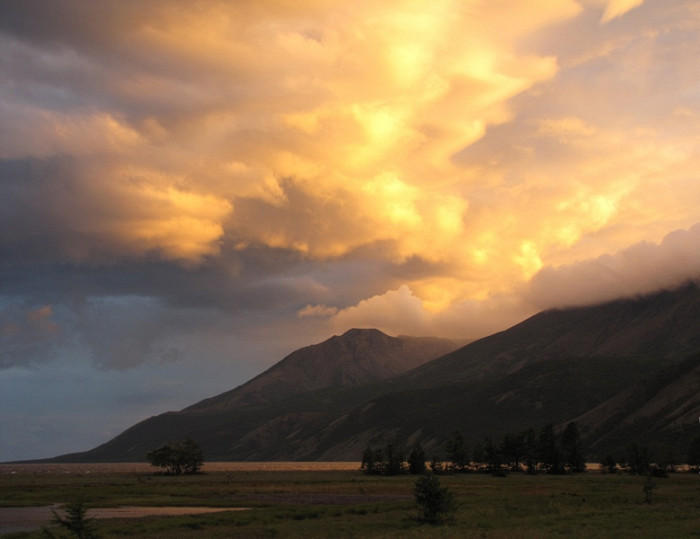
left=1, top=463, right=698, bottom=538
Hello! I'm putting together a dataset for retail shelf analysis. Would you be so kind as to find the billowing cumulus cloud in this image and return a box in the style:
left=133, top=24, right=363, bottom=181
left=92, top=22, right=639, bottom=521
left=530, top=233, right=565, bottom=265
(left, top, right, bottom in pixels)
left=2, top=0, right=700, bottom=460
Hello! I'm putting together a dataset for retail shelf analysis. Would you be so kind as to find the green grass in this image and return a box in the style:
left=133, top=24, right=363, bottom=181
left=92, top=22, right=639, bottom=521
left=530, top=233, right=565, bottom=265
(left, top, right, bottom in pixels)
left=2, top=469, right=699, bottom=538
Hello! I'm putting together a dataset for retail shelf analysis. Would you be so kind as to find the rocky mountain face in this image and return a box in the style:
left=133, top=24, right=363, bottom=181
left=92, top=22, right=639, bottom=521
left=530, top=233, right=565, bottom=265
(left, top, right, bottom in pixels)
left=51, top=282, right=700, bottom=463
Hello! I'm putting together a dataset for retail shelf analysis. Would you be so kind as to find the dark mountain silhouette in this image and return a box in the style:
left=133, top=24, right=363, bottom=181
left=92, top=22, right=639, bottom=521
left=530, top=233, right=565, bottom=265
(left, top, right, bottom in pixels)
left=186, top=328, right=458, bottom=411
left=48, top=281, right=700, bottom=463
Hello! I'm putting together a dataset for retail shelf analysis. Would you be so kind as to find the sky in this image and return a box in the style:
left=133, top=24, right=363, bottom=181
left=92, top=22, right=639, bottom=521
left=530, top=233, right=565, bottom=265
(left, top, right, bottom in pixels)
left=1, top=0, right=700, bottom=462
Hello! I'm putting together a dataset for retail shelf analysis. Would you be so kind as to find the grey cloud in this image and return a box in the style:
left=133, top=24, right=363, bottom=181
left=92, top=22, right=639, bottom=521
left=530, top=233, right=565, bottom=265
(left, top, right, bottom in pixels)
left=0, top=301, right=64, bottom=368
left=76, top=297, right=183, bottom=370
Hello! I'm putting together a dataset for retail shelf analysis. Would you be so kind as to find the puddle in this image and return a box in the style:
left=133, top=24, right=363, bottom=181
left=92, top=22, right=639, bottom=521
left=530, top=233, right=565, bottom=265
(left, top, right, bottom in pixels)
left=0, top=504, right=247, bottom=534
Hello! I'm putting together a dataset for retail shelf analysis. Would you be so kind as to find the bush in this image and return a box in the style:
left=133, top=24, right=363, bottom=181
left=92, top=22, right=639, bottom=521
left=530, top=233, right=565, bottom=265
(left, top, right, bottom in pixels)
left=414, top=473, right=456, bottom=524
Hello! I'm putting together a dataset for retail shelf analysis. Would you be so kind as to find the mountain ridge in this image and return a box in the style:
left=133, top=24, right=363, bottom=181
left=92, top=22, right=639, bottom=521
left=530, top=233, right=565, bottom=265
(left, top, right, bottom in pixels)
left=44, top=281, right=700, bottom=463
left=186, top=329, right=457, bottom=411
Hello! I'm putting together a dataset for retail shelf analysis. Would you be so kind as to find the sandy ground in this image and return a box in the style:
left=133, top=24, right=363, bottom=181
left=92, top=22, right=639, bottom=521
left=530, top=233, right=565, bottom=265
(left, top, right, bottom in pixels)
left=0, top=505, right=247, bottom=534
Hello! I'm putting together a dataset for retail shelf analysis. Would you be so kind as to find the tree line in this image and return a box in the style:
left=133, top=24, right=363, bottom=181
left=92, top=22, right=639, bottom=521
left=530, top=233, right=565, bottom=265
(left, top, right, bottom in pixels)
left=362, top=423, right=700, bottom=476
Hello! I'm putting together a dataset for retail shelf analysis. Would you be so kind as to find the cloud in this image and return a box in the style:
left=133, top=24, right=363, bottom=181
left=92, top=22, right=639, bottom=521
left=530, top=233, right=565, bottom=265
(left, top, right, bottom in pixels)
left=0, top=158, right=232, bottom=264
left=599, top=0, right=645, bottom=23
left=526, top=223, right=700, bottom=309
left=330, top=285, right=432, bottom=336
left=1, top=0, right=699, bottom=349
left=298, top=304, right=338, bottom=318
left=0, top=1, right=578, bottom=269
left=76, top=296, right=184, bottom=370
left=0, top=303, right=62, bottom=368
left=328, top=222, right=700, bottom=340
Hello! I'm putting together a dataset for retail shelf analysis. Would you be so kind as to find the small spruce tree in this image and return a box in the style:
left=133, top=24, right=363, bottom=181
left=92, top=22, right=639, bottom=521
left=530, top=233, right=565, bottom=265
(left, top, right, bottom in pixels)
left=44, top=499, right=98, bottom=539
left=414, top=473, right=456, bottom=524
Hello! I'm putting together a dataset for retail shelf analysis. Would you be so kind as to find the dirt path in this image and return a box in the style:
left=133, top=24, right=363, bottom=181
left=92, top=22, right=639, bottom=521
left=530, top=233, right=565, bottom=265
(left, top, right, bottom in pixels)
left=0, top=505, right=246, bottom=534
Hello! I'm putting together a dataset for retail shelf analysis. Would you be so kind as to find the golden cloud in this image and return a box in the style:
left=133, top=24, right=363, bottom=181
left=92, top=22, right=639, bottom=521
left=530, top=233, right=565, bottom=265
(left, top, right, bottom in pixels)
left=4, top=0, right=699, bottom=320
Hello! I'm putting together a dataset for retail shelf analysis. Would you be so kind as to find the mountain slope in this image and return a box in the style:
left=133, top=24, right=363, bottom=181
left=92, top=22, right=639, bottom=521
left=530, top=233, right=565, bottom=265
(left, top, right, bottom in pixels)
left=49, top=282, right=700, bottom=463
left=397, top=282, right=700, bottom=390
left=51, top=329, right=457, bottom=462
left=572, top=352, right=700, bottom=458
left=187, top=328, right=457, bottom=411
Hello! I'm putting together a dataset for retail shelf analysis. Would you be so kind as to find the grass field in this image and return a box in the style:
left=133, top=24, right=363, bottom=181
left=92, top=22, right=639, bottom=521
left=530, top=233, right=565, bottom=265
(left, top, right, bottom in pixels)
left=1, top=464, right=699, bottom=537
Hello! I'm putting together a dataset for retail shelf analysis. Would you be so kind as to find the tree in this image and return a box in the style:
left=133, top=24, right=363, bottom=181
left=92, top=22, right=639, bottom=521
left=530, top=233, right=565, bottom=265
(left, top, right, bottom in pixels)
left=414, top=473, right=456, bottom=524
left=687, top=434, right=700, bottom=472
left=44, top=499, right=98, bottom=539
left=501, top=431, right=526, bottom=472
left=625, top=443, right=651, bottom=475
left=383, top=441, right=405, bottom=475
left=361, top=442, right=404, bottom=475
left=407, top=443, right=427, bottom=475
left=360, top=446, right=383, bottom=475
left=600, top=454, right=618, bottom=474
left=538, top=424, right=564, bottom=474
left=522, top=428, right=538, bottom=474
left=483, top=437, right=505, bottom=476
left=146, top=438, right=203, bottom=475
left=429, top=455, right=445, bottom=475
left=561, top=422, right=586, bottom=473
left=446, top=430, right=469, bottom=472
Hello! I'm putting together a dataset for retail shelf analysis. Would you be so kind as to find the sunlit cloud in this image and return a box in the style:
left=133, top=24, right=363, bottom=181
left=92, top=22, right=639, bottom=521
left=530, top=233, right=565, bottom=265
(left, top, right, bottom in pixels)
left=598, top=0, right=645, bottom=23
left=2, top=0, right=699, bottom=342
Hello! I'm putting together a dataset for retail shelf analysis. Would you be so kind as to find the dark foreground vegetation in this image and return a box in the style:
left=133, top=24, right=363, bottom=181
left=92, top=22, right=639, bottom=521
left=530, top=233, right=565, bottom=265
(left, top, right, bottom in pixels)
left=1, top=464, right=699, bottom=538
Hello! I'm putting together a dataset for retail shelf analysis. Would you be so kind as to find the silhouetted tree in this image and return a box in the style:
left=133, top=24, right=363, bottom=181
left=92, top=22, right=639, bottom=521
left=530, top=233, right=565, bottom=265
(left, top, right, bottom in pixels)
left=383, top=441, right=406, bottom=475
left=146, top=438, right=203, bottom=475
left=360, top=446, right=383, bottom=475
left=522, top=427, right=538, bottom=474
left=625, top=443, right=651, bottom=475
left=472, top=440, right=485, bottom=472
left=538, top=423, right=564, bottom=474
left=446, top=430, right=469, bottom=472
left=501, top=431, right=526, bottom=472
left=407, top=443, right=427, bottom=475
left=687, top=434, right=700, bottom=473
left=600, top=454, right=618, bottom=474
left=483, top=437, right=505, bottom=476
left=429, top=455, right=445, bottom=475
left=561, top=422, right=586, bottom=472
left=414, top=473, right=456, bottom=524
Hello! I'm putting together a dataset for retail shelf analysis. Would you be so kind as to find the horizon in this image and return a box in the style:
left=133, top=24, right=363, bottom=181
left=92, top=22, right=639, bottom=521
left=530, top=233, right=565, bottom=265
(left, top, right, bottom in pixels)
left=2, top=0, right=700, bottom=461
